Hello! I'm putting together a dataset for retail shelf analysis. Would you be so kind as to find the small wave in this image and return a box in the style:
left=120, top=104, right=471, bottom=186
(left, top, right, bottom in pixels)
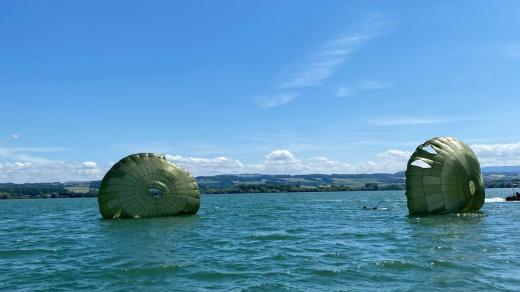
left=241, top=283, right=289, bottom=291
left=119, top=264, right=184, bottom=275
left=375, top=260, right=422, bottom=270
left=309, top=199, right=343, bottom=202
left=485, top=197, right=506, bottom=203
left=189, top=271, right=240, bottom=280
left=246, top=233, right=297, bottom=241
left=0, top=248, right=58, bottom=257
left=311, top=269, right=341, bottom=276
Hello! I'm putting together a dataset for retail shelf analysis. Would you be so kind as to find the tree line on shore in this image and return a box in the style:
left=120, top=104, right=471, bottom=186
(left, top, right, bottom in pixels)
left=199, top=183, right=404, bottom=194
left=0, top=173, right=518, bottom=199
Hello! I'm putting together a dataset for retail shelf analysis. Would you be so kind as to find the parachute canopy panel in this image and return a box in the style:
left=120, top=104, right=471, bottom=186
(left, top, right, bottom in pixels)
left=98, top=153, right=200, bottom=219
left=405, top=137, right=485, bottom=215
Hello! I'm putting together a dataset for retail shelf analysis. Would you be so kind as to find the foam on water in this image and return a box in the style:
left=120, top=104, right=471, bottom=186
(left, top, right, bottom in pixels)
left=485, top=197, right=506, bottom=203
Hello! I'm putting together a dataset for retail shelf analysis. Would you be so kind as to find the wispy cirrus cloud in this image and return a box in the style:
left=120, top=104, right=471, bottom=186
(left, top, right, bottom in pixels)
left=0, top=147, right=67, bottom=157
left=357, top=80, right=392, bottom=90
left=368, top=115, right=476, bottom=126
left=279, top=35, right=373, bottom=89
left=254, top=93, right=298, bottom=109
left=369, top=117, right=444, bottom=126
left=255, top=16, right=393, bottom=109
left=337, top=80, right=392, bottom=97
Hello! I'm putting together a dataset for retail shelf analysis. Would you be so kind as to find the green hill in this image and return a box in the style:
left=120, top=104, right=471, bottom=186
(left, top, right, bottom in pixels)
left=0, top=170, right=519, bottom=199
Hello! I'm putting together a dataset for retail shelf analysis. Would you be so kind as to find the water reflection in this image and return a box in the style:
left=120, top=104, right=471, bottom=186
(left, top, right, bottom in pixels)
left=407, top=211, right=486, bottom=226
left=404, top=212, right=488, bottom=248
left=97, top=214, right=201, bottom=248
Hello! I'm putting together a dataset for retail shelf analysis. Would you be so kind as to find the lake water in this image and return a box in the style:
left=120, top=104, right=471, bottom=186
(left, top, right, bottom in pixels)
left=1, top=189, right=519, bottom=291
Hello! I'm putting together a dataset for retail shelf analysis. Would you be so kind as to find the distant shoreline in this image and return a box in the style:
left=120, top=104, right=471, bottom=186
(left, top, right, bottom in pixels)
left=1, top=171, right=518, bottom=200
left=0, top=185, right=403, bottom=200
left=0, top=185, right=514, bottom=200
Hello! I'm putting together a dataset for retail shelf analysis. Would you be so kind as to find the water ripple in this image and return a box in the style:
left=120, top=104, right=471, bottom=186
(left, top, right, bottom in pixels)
left=1, top=189, right=520, bottom=290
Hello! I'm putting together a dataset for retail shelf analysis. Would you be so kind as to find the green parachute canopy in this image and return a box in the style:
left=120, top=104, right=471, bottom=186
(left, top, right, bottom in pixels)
left=98, top=153, right=200, bottom=219
left=405, top=137, right=485, bottom=215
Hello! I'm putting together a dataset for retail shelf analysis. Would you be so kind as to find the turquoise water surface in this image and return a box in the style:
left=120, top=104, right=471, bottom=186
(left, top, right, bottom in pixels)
left=1, top=189, right=519, bottom=291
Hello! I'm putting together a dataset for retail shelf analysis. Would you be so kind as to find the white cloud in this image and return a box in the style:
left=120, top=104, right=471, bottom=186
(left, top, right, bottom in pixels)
left=81, top=161, right=98, bottom=168
left=0, top=147, right=68, bottom=165
left=254, top=93, right=298, bottom=109
left=0, top=161, right=103, bottom=183
left=0, top=146, right=103, bottom=183
left=165, top=142, right=520, bottom=176
left=263, top=149, right=305, bottom=173
left=5, top=141, right=520, bottom=182
left=366, top=149, right=412, bottom=172
left=265, top=149, right=295, bottom=161
left=471, top=142, right=520, bottom=156
left=165, top=154, right=245, bottom=176
left=0, top=162, right=32, bottom=171
left=164, top=148, right=410, bottom=176
left=471, top=141, right=520, bottom=166
left=377, top=149, right=412, bottom=159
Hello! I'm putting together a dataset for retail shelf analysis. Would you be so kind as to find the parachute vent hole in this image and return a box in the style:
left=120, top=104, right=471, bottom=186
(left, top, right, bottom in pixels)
left=148, top=188, right=163, bottom=198
left=469, top=180, right=476, bottom=195
left=411, top=159, right=431, bottom=168
left=421, top=144, right=437, bottom=154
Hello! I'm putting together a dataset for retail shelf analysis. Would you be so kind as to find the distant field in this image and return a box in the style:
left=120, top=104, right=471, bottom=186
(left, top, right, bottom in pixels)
left=65, top=186, right=90, bottom=193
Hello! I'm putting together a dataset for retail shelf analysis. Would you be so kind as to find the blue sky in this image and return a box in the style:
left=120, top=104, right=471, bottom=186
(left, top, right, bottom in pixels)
left=1, top=1, right=520, bottom=182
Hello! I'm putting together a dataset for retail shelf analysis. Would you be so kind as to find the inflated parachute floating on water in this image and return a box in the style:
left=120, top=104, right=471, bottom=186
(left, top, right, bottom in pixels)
left=98, top=153, right=200, bottom=219
left=405, top=137, right=485, bottom=215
